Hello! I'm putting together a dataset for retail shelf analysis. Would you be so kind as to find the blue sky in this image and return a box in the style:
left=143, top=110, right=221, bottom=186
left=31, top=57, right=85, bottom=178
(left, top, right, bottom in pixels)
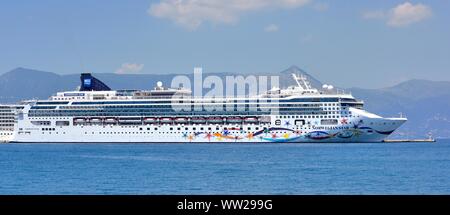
left=0, top=0, right=449, bottom=88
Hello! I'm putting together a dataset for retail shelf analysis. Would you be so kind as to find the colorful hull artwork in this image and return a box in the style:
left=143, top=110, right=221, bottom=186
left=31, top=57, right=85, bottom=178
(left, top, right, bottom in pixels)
left=180, top=127, right=397, bottom=143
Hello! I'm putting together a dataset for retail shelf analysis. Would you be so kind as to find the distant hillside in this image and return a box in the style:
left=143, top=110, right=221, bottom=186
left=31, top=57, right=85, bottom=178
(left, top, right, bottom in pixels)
left=0, top=66, right=313, bottom=102
left=1, top=66, right=449, bottom=138
left=350, top=80, right=450, bottom=139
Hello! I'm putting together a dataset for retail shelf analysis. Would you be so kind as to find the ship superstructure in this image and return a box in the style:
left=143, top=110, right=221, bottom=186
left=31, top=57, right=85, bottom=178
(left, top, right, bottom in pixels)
left=10, top=70, right=407, bottom=143
left=0, top=105, right=23, bottom=142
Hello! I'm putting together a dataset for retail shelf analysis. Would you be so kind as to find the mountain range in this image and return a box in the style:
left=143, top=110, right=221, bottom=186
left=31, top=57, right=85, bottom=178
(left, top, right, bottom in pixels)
left=1, top=66, right=449, bottom=138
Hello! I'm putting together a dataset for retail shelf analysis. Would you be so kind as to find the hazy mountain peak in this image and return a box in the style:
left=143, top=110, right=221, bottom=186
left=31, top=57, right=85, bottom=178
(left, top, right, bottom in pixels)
left=279, top=65, right=322, bottom=89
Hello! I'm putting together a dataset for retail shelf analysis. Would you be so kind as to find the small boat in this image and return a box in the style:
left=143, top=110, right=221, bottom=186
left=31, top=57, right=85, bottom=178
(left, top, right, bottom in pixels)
left=89, top=117, right=103, bottom=124
left=73, top=118, right=87, bottom=124
left=104, top=117, right=117, bottom=124
left=226, top=116, right=242, bottom=124
left=259, top=116, right=271, bottom=123
left=160, top=117, right=173, bottom=124
left=118, top=117, right=142, bottom=123
left=192, top=117, right=206, bottom=124
left=143, top=117, right=157, bottom=124
left=174, top=117, right=189, bottom=124
left=207, top=117, right=223, bottom=124
left=244, top=116, right=258, bottom=123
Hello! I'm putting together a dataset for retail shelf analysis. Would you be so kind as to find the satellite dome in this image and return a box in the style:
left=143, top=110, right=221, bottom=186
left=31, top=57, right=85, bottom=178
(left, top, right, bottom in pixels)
left=157, top=81, right=163, bottom=87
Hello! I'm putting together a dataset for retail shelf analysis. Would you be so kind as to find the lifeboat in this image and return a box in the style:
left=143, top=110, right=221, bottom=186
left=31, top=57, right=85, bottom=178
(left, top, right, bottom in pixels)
left=104, top=117, right=118, bottom=124
left=207, top=116, right=223, bottom=124
left=118, top=117, right=142, bottom=123
left=159, top=117, right=173, bottom=124
left=244, top=116, right=258, bottom=124
left=226, top=116, right=242, bottom=124
left=191, top=117, right=206, bottom=124
left=259, top=116, right=271, bottom=123
left=143, top=117, right=157, bottom=124
left=73, top=118, right=87, bottom=124
left=89, top=117, right=103, bottom=124
left=174, top=117, right=189, bottom=124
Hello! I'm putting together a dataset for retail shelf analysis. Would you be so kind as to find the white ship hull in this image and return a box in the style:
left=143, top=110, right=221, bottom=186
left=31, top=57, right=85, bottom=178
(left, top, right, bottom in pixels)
left=0, top=133, right=13, bottom=143
left=12, top=111, right=406, bottom=143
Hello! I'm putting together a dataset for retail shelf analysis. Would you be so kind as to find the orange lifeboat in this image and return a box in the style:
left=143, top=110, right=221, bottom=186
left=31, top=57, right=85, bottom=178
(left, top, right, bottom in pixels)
left=174, top=117, right=189, bottom=124
left=159, top=117, right=173, bottom=124
left=192, top=117, right=207, bottom=124
left=244, top=116, right=258, bottom=124
left=104, top=117, right=117, bottom=124
left=207, top=116, right=223, bottom=124
left=226, top=116, right=242, bottom=124
left=143, top=117, right=157, bottom=124
left=89, top=117, right=103, bottom=124
left=73, top=117, right=87, bottom=124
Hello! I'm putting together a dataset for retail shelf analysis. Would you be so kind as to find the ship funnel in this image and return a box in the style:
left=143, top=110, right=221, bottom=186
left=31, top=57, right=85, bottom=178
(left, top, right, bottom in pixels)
left=80, top=73, right=111, bottom=91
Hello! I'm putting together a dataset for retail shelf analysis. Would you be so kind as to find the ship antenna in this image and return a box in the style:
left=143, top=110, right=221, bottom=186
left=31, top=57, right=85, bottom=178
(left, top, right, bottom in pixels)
left=292, top=74, right=305, bottom=90
left=292, top=73, right=312, bottom=90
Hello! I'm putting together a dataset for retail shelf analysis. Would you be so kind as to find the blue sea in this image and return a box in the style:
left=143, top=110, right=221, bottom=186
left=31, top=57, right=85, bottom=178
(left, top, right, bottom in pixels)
left=1, top=140, right=450, bottom=194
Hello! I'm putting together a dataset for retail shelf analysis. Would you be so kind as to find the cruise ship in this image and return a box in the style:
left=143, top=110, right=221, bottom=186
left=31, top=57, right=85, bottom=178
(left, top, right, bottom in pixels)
left=6, top=69, right=406, bottom=143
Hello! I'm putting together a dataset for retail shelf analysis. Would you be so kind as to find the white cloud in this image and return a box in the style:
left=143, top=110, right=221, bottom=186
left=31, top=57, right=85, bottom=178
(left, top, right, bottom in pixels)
left=116, top=63, right=144, bottom=74
left=363, top=2, right=432, bottom=27
left=148, top=0, right=310, bottom=30
left=387, top=2, right=432, bottom=27
left=264, top=24, right=279, bottom=32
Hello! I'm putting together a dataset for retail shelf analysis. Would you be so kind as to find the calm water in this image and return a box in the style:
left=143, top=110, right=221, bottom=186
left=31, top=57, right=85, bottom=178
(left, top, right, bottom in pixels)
left=1, top=140, right=450, bottom=194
